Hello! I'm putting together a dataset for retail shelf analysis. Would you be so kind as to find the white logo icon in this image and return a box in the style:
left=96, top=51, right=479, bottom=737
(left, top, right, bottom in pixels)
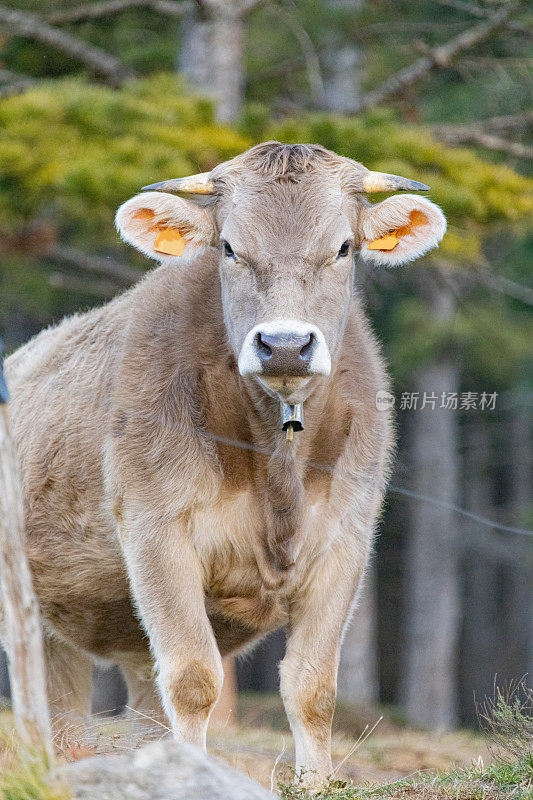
left=375, top=390, right=395, bottom=411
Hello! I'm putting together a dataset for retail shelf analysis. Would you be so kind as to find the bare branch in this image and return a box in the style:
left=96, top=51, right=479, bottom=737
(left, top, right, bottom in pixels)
left=354, top=3, right=517, bottom=113
left=49, top=244, right=142, bottom=286
left=48, top=271, right=120, bottom=297
left=476, top=271, right=533, bottom=307
left=148, top=0, right=193, bottom=16
left=433, top=0, right=533, bottom=40
left=47, top=0, right=147, bottom=24
left=0, top=68, right=33, bottom=84
left=0, top=68, right=35, bottom=97
left=200, top=0, right=263, bottom=14
left=354, top=21, right=466, bottom=38
left=0, top=4, right=137, bottom=86
left=47, top=0, right=237, bottom=25
left=434, top=123, right=533, bottom=158
left=246, top=54, right=304, bottom=85
left=471, top=109, right=533, bottom=133
left=272, top=0, right=325, bottom=106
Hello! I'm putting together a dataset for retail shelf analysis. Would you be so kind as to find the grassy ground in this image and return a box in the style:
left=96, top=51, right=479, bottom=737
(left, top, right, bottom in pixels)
left=214, top=691, right=532, bottom=798
left=0, top=688, right=531, bottom=799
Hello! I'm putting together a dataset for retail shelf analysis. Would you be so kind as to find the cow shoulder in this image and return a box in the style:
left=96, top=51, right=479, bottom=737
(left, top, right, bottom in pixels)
left=108, top=250, right=235, bottom=506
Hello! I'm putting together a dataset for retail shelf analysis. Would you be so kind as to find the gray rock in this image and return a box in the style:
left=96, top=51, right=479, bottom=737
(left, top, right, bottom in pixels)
left=62, top=739, right=275, bottom=800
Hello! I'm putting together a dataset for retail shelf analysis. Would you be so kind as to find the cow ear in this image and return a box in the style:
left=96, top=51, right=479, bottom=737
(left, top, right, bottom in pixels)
left=115, top=192, right=216, bottom=261
left=358, top=195, right=446, bottom=267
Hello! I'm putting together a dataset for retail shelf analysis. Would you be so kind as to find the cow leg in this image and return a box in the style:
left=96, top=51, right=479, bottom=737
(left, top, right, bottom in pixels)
left=119, top=517, right=223, bottom=749
left=43, top=635, right=93, bottom=736
left=280, top=538, right=368, bottom=787
left=120, top=659, right=168, bottom=732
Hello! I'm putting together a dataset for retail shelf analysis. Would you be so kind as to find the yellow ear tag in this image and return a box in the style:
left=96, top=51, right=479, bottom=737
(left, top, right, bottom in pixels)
left=154, top=228, right=185, bottom=257
left=367, top=233, right=399, bottom=251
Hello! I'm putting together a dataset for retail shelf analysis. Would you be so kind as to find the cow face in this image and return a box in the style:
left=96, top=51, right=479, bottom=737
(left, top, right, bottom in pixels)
left=117, top=142, right=446, bottom=404
left=216, top=179, right=353, bottom=403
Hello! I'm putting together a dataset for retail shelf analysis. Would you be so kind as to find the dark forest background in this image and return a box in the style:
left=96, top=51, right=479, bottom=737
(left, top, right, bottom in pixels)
left=0, top=0, right=531, bottom=732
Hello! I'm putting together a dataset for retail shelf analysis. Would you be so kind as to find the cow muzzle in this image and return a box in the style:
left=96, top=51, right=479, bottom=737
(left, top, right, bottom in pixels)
left=255, top=330, right=314, bottom=377
left=238, top=319, right=331, bottom=399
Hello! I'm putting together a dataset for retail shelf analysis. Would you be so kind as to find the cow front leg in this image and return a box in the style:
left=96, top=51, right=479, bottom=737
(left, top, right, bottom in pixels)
left=120, top=514, right=223, bottom=748
left=280, top=539, right=367, bottom=786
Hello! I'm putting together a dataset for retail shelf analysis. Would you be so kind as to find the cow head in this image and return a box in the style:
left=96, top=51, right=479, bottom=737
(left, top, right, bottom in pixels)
left=116, top=142, right=445, bottom=409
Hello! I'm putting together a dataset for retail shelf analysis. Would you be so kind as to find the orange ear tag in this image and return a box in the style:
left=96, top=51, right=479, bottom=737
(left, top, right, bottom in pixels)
left=154, top=228, right=185, bottom=257
left=367, top=233, right=399, bottom=251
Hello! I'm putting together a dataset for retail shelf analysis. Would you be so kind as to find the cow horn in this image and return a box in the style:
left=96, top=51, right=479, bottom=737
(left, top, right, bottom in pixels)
left=141, top=172, right=215, bottom=194
left=362, top=171, right=429, bottom=193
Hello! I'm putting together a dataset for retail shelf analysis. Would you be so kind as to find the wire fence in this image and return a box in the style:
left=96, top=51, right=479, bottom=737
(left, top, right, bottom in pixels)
left=202, top=431, right=533, bottom=538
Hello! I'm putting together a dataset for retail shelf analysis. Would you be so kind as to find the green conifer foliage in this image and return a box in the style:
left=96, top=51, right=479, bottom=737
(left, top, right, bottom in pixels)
left=0, top=75, right=531, bottom=369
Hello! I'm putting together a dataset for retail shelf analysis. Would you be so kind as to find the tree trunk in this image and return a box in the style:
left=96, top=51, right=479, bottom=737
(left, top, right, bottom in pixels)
left=236, top=629, right=285, bottom=692
left=337, top=566, right=378, bottom=705
left=507, top=402, right=533, bottom=688
left=0, top=646, right=10, bottom=702
left=178, top=4, right=244, bottom=123
left=0, top=373, right=54, bottom=756
left=322, top=0, right=363, bottom=112
left=323, top=44, right=361, bottom=113
left=509, top=400, right=531, bottom=521
left=458, top=419, right=499, bottom=724
left=92, top=665, right=127, bottom=716
left=401, top=274, right=461, bottom=730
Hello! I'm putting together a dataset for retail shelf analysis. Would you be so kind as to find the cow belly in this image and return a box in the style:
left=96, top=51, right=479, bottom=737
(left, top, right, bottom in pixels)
left=26, top=526, right=148, bottom=658
left=41, top=595, right=149, bottom=658
left=24, top=490, right=323, bottom=661
left=206, top=607, right=270, bottom=656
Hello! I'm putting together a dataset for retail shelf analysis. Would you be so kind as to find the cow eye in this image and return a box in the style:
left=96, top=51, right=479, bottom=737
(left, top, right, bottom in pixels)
left=337, top=240, right=351, bottom=259
left=222, top=240, right=236, bottom=259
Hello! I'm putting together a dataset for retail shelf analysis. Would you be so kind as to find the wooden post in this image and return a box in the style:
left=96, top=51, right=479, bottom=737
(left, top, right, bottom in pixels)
left=0, top=344, right=54, bottom=758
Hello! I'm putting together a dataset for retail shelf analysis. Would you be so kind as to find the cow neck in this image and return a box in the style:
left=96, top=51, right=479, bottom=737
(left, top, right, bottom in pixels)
left=240, top=376, right=331, bottom=590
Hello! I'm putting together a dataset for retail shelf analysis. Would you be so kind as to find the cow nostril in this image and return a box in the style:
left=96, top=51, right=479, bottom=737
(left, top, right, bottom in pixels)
left=255, top=332, right=272, bottom=360
left=299, top=332, right=314, bottom=362
left=252, top=328, right=319, bottom=375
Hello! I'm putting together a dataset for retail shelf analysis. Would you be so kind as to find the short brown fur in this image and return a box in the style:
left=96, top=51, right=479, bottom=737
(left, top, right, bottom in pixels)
left=299, top=683, right=337, bottom=741
left=169, top=660, right=220, bottom=717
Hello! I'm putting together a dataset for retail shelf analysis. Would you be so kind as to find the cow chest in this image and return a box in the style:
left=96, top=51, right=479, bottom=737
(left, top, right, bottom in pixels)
left=190, top=487, right=331, bottom=653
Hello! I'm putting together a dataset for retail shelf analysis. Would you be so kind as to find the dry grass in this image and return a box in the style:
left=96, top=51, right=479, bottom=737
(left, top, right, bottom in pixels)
left=0, top=689, right=530, bottom=799
left=208, top=694, right=491, bottom=789
left=273, top=684, right=533, bottom=800
left=478, top=679, right=533, bottom=762
left=0, top=711, right=69, bottom=800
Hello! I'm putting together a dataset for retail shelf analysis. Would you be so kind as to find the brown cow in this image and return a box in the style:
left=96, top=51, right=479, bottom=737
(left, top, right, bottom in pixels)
left=2, top=142, right=445, bottom=783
